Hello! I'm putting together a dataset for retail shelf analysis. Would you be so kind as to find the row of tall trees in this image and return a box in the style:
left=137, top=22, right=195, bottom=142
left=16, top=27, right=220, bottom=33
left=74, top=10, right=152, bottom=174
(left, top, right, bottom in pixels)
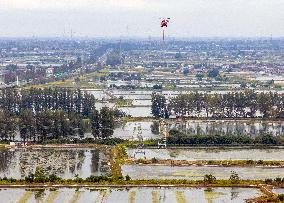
left=90, top=107, right=114, bottom=140
left=152, top=91, right=284, bottom=119
left=0, top=87, right=116, bottom=142
left=0, top=109, right=84, bottom=142
left=0, top=87, right=96, bottom=117
left=0, top=107, right=114, bottom=142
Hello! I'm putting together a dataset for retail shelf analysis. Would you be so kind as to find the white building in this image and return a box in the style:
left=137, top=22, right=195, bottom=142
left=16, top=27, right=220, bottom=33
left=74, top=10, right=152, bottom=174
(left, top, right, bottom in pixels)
left=46, top=67, right=54, bottom=77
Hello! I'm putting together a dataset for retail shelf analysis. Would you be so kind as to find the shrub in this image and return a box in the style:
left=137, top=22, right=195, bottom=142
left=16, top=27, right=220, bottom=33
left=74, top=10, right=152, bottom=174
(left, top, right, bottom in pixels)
left=25, top=174, right=34, bottom=183
left=274, top=177, right=282, bottom=184
left=2, top=177, right=8, bottom=181
left=48, top=174, right=61, bottom=182
left=151, top=157, right=159, bottom=163
left=256, top=160, right=264, bottom=165
left=125, top=175, right=131, bottom=181
left=204, top=174, right=216, bottom=184
left=278, top=194, right=284, bottom=201
left=121, top=146, right=128, bottom=156
left=229, top=171, right=240, bottom=183
left=85, top=175, right=112, bottom=183
left=137, top=158, right=146, bottom=164
left=246, top=160, right=254, bottom=165
left=34, top=166, right=46, bottom=183
left=265, top=179, right=273, bottom=184
left=207, top=160, right=214, bottom=165
left=8, top=178, right=16, bottom=183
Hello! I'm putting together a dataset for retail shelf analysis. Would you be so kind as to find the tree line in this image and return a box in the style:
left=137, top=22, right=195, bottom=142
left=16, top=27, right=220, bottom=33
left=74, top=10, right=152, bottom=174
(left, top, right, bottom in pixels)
left=152, top=91, right=284, bottom=119
left=0, top=87, right=96, bottom=117
left=168, top=129, right=283, bottom=146
left=0, top=108, right=114, bottom=143
left=0, top=88, right=115, bottom=142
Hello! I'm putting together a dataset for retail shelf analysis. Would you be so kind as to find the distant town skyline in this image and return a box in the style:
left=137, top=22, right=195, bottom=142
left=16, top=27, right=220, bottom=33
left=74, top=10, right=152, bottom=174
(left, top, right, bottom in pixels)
left=1, top=0, right=284, bottom=38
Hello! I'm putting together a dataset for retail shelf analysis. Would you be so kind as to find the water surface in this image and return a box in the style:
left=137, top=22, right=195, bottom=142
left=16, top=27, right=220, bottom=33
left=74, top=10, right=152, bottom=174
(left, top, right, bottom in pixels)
left=273, top=188, right=284, bottom=194
left=0, top=187, right=261, bottom=203
left=128, top=148, right=284, bottom=161
left=0, top=148, right=111, bottom=179
left=122, top=165, right=284, bottom=180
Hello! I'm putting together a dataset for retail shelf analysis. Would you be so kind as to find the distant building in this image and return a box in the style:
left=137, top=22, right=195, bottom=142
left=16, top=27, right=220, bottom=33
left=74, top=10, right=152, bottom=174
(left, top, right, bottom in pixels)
left=0, top=73, right=5, bottom=85
left=46, top=67, right=54, bottom=77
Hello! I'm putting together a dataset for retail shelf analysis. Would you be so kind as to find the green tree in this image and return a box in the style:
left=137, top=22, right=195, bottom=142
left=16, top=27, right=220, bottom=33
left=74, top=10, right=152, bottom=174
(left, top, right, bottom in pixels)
left=151, top=93, right=169, bottom=118
left=207, top=68, right=220, bottom=78
left=196, top=73, right=205, bottom=81
left=100, top=107, right=114, bottom=139
left=36, top=110, right=54, bottom=142
left=0, top=111, right=17, bottom=141
left=229, top=171, right=240, bottom=183
left=19, top=109, right=36, bottom=143
left=34, top=166, right=46, bottom=182
left=204, top=174, right=216, bottom=184
left=90, top=109, right=101, bottom=139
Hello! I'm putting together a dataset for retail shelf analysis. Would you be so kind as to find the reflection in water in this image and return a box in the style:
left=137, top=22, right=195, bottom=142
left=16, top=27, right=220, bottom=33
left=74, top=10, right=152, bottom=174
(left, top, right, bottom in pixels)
left=151, top=190, right=165, bottom=203
left=18, top=190, right=33, bottom=203
left=204, top=188, right=226, bottom=203
left=44, top=191, right=59, bottom=203
left=114, top=120, right=284, bottom=140
left=91, top=149, right=100, bottom=173
left=230, top=188, right=240, bottom=201
left=18, top=149, right=85, bottom=177
left=151, top=121, right=160, bottom=135
left=175, top=191, right=186, bottom=203
left=169, top=120, right=284, bottom=137
left=0, top=148, right=111, bottom=179
left=129, top=190, right=136, bottom=203
left=90, top=149, right=111, bottom=175
left=33, top=189, right=46, bottom=202
left=0, top=150, right=16, bottom=174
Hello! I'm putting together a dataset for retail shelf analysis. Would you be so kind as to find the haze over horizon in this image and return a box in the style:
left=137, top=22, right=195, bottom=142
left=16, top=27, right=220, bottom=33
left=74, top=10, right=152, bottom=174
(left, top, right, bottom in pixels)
left=1, top=0, right=284, bottom=38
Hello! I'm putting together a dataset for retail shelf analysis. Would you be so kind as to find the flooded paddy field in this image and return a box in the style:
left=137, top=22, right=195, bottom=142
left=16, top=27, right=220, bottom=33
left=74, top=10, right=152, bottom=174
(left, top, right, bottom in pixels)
left=273, top=188, right=284, bottom=194
left=12, top=120, right=284, bottom=141
left=0, top=187, right=261, bottom=203
left=0, top=148, right=111, bottom=179
left=114, top=120, right=284, bottom=139
left=132, top=99, right=152, bottom=106
left=122, top=165, right=284, bottom=180
left=128, top=148, right=284, bottom=161
left=86, top=89, right=284, bottom=101
left=118, top=106, right=152, bottom=117
left=113, top=121, right=160, bottom=140
left=169, top=119, right=284, bottom=137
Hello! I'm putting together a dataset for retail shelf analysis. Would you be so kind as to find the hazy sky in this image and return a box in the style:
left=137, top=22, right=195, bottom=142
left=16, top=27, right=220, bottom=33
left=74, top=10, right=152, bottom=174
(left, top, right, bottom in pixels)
left=0, top=0, right=284, bottom=38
